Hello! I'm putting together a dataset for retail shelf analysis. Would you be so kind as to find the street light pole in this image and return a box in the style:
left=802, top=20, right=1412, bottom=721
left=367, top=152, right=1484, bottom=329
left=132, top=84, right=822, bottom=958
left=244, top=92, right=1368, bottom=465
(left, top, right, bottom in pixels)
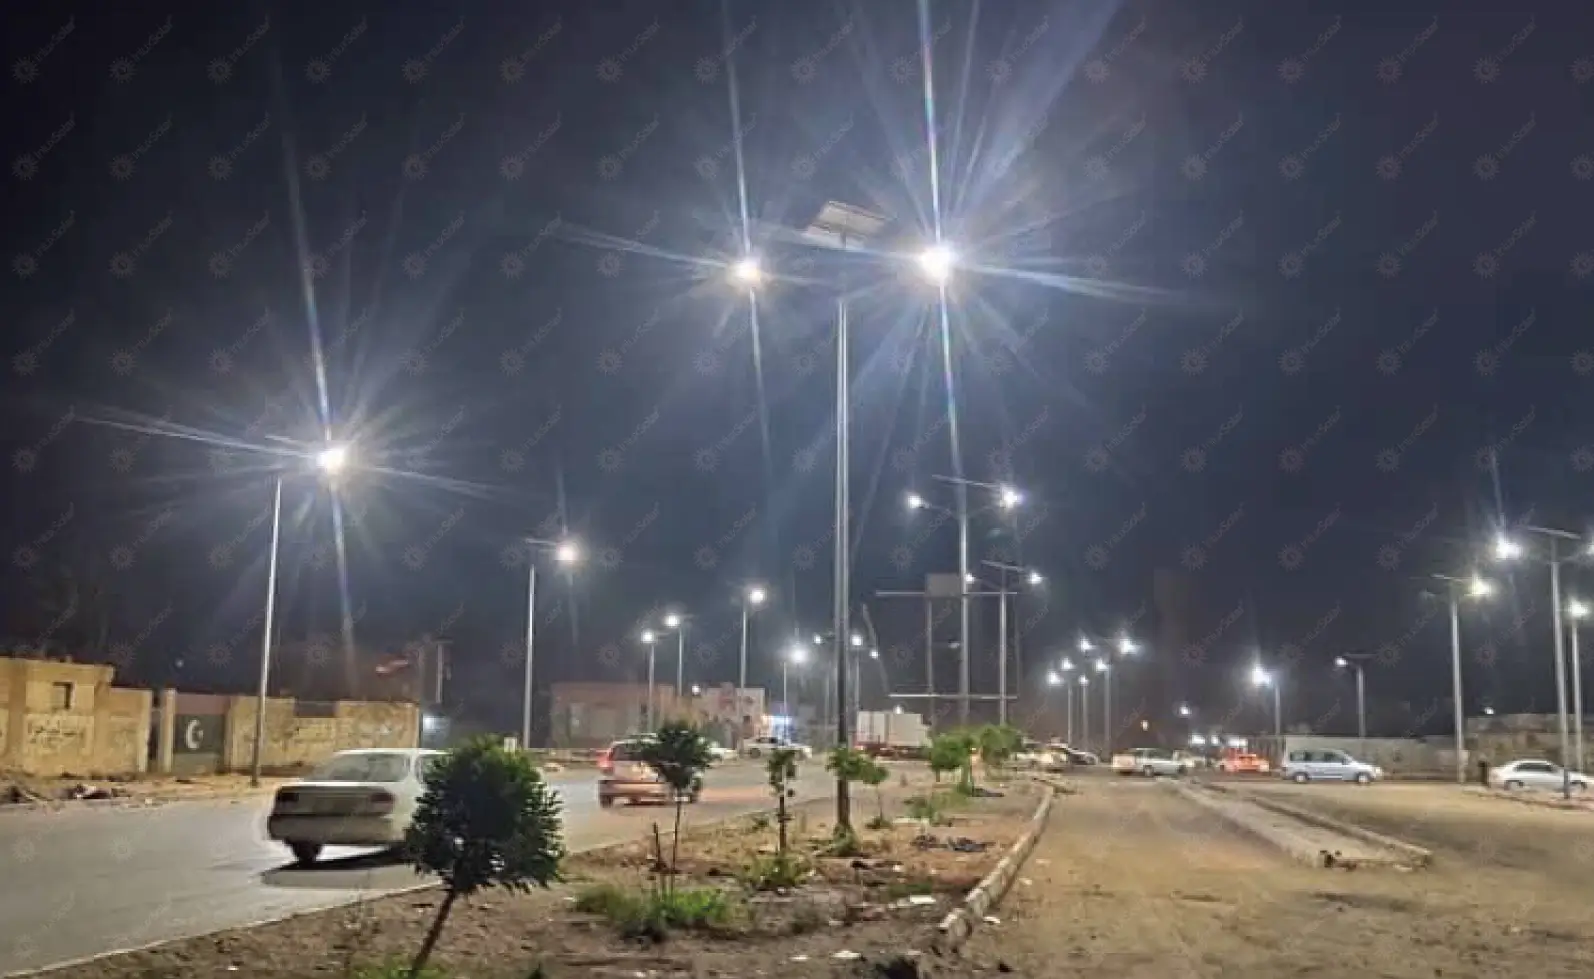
left=641, top=631, right=658, bottom=732
left=738, top=587, right=765, bottom=748
left=1569, top=601, right=1588, bottom=769
left=250, top=475, right=284, bottom=788
left=1334, top=656, right=1368, bottom=758
left=997, top=566, right=1009, bottom=726
left=522, top=562, right=537, bottom=750
left=1497, top=528, right=1577, bottom=798
left=1079, top=675, right=1090, bottom=753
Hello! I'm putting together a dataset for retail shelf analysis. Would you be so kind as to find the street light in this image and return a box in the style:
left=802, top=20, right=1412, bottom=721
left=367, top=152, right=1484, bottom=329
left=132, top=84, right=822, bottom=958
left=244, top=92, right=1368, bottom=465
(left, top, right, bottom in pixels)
left=640, top=629, right=659, bottom=732
left=1095, top=658, right=1114, bottom=755
left=1493, top=524, right=1582, bottom=798
left=1568, top=599, right=1589, bottom=768
left=998, top=484, right=1022, bottom=509
left=1078, top=673, right=1091, bottom=752
left=737, top=585, right=767, bottom=748
left=663, top=612, right=689, bottom=706
left=251, top=443, right=351, bottom=786
left=917, top=243, right=956, bottom=284
left=1027, top=570, right=1043, bottom=586
left=731, top=256, right=763, bottom=287
left=783, top=643, right=807, bottom=725
left=905, top=492, right=928, bottom=511
left=1058, top=658, right=1077, bottom=743
left=1431, top=572, right=1494, bottom=783
left=982, top=559, right=1043, bottom=726
left=517, top=536, right=581, bottom=751
left=1178, top=704, right=1192, bottom=718
left=1334, top=655, right=1370, bottom=757
left=1251, top=665, right=1281, bottom=737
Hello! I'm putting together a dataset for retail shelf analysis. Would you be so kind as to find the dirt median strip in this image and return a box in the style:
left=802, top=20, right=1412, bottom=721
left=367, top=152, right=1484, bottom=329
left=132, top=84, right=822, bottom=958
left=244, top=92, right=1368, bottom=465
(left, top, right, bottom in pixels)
left=1172, top=781, right=1411, bottom=869
left=1234, top=791, right=1432, bottom=866
left=932, top=782, right=1055, bottom=954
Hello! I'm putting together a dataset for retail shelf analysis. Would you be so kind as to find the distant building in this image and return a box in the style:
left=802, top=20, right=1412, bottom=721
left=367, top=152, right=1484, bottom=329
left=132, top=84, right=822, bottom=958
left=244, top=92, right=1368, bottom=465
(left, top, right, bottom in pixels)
left=549, top=682, right=681, bottom=749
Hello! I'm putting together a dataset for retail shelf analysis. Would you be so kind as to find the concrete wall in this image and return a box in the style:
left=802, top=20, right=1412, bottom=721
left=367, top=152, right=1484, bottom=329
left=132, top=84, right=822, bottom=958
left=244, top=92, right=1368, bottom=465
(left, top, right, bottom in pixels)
left=1465, top=713, right=1594, bottom=769
left=1260, top=734, right=1443, bottom=773
left=221, top=696, right=420, bottom=772
left=0, top=657, right=151, bottom=776
left=551, top=683, right=681, bottom=749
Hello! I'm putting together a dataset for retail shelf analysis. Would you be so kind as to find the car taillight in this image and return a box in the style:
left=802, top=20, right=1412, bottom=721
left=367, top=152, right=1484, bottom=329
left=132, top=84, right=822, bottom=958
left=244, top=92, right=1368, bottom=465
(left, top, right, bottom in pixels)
left=598, top=751, right=614, bottom=774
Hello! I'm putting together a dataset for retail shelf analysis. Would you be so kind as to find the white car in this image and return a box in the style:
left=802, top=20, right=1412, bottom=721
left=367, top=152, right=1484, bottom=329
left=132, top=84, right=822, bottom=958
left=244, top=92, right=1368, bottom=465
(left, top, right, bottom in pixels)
left=1489, top=759, right=1590, bottom=793
left=706, top=741, right=736, bottom=762
left=1111, top=748, right=1187, bottom=777
left=1280, top=749, right=1382, bottom=784
left=741, top=735, right=811, bottom=759
left=266, top=748, right=443, bottom=865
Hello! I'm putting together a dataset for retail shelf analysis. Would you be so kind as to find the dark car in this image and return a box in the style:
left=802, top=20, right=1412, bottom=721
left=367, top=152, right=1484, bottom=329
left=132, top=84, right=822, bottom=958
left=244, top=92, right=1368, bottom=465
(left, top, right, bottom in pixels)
left=597, top=737, right=704, bottom=808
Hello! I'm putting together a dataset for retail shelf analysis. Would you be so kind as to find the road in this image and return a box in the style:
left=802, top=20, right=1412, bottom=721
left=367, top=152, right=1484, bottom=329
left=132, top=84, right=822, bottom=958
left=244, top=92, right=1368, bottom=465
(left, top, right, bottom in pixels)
left=0, top=761, right=836, bottom=977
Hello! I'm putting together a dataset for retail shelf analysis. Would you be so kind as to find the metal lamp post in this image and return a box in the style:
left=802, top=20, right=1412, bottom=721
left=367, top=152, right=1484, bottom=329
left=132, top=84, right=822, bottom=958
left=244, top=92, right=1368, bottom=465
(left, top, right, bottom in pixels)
left=520, top=538, right=580, bottom=752
left=1568, top=599, right=1589, bottom=769
left=982, top=559, right=1041, bottom=727
left=1333, top=655, right=1370, bottom=757
left=640, top=629, right=658, bottom=732
left=1251, top=664, right=1281, bottom=737
left=1078, top=675, right=1091, bottom=753
left=784, top=644, right=807, bottom=734
left=1059, top=658, right=1076, bottom=742
left=1430, top=572, right=1493, bottom=783
left=1494, top=527, right=1580, bottom=798
left=251, top=444, right=349, bottom=787
left=738, top=586, right=766, bottom=747
left=663, top=612, right=688, bottom=716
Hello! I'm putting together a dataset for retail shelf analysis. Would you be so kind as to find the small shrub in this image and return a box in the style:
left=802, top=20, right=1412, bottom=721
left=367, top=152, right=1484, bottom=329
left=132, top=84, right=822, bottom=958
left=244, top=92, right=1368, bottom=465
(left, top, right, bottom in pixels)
left=866, top=815, right=892, bottom=831
left=747, top=811, right=772, bottom=833
left=904, top=795, right=940, bottom=822
left=823, top=826, right=862, bottom=858
left=575, top=882, right=737, bottom=942
left=740, top=852, right=810, bottom=891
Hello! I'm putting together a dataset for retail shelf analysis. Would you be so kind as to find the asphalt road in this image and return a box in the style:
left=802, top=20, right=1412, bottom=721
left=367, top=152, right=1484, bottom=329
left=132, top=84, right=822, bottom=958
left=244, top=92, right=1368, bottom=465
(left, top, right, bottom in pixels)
left=0, top=760, right=836, bottom=977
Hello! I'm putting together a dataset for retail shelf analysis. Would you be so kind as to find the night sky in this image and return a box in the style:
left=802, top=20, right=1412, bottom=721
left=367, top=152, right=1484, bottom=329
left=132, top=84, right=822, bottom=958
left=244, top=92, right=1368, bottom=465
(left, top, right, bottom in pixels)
left=4, top=0, right=1593, bottom=741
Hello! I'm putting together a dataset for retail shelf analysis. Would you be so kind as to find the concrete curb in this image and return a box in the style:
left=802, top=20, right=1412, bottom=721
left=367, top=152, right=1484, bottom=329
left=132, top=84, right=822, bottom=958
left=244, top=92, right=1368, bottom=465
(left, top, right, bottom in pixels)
left=1231, top=792, right=1432, bottom=867
left=1464, top=786, right=1594, bottom=812
left=1172, top=782, right=1325, bottom=868
left=0, top=788, right=274, bottom=817
left=931, top=785, right=1054, bottom=956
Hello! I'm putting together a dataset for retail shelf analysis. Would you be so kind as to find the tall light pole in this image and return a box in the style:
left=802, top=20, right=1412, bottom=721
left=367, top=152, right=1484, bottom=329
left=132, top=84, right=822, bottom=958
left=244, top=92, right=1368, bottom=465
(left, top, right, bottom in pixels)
left=1058, top=658, right=1076, bottom=743
left=252, top=444, right=348, bottom=787
left=1494, top=526, right=1580, bottom=798
left=521, top=537, right=580, bottom=751
left=1430, top=572, right=1493, bottom=783
left=640, top=629, right=658, bottom=732
left=1568, top=599, right=1589, bottom=769
left=982, top=560, right=1041, bottom=727
left=1251, top=664, right=1281, bottom=738
left=1078, top=674, right=1090, bottom=753
left=738, top=585, right=766, bottom=747
left=1333, top=655, right=1370, bottom=757
left=1095, top=658, right=1112, bottom=754
left=664, top=612, right=688, bottom=713
left=784, top=643, right=807, bottom=735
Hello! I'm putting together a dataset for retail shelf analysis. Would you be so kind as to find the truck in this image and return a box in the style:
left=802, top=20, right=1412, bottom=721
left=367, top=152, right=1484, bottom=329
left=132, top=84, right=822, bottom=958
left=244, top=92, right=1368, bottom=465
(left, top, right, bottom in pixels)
left=855, top=710, right=930, bottom=758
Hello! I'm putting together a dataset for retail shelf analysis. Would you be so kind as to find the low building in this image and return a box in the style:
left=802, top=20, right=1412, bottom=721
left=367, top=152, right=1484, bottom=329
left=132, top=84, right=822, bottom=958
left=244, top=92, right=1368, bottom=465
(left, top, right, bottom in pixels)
left=549, top=682, right=682, bottom=749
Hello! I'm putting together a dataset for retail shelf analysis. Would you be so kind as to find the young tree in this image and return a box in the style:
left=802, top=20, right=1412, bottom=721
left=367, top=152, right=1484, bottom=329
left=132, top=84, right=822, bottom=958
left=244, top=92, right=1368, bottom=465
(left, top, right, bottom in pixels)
left=860, top=757, right=890, bottom=825
left=637, top=720, right=714, bottom=890
left=977, top=724, right=1023, bottom=778
left=404, top=736, right=564, bottom=979
left=929, top=730, right=976, bottom=789
left=766, top=746, right=800, bottom=857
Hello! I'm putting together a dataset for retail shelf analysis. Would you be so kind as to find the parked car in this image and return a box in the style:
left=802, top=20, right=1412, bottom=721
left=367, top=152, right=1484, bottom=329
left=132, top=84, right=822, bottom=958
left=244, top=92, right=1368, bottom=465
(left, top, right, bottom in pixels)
left=1488, top=759, right=1590, bottom=793
left=1280, top=749, right=1382, bottom=784
left=1216, top=752, right=1271, bottom=774
left=1111, top=747, right=1187, bottom=777
left=1014, top=740, right=1056, bottom=769
left=266, top=748, right=444, bottom=865
left=706, top=741, right=736, bottom=762
left=597, top=737, right=704, bottom=808
left=1057, top=745, right=1099, bottom=766
left=741, top=735, right=812, bottom=760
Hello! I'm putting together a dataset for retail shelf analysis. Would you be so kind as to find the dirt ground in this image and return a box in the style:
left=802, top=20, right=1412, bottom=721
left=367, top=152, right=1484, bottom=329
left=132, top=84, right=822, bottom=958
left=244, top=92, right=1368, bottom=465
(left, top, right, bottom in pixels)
left=946, top=777, right=1594, bottom=978
left=45, top=780, right=1041, bottom=979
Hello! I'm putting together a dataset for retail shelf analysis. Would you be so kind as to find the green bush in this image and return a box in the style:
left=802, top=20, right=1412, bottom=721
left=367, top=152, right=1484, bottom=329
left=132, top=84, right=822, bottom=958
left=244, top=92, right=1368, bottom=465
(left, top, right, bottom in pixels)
left=575, top=882, right=736, bottom=942
left=739, top=851, right=810, bottom=891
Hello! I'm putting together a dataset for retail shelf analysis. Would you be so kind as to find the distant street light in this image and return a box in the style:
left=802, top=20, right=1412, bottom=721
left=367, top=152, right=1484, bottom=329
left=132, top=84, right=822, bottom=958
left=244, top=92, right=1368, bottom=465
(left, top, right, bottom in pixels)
left=1431, top=572, right=1494, bottom=784
left=737, top=585, right=767, bottom=747
left=640, top=629, right=659, bottom=731
left=917, top=244, right=956, bottom=285
left=663, top=612, right=689, bottom=705
left=1334, top=655, right=1371, bottom=756
left=519, top=536, right=581, bottom=751
left=1250, top=665, right=1281, bottom=737
left=1568, top=599, right=1589, bottom=767
left=731, top=257, right=763, bottom=287
left=783, top=643, right=807, bottom=719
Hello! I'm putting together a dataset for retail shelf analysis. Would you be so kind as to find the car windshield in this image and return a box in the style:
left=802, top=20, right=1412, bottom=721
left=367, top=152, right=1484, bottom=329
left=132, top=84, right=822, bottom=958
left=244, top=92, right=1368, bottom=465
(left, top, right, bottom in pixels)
left=308, top=752, right=411, bottom=783
left=610, top=740, right=651, bottom=761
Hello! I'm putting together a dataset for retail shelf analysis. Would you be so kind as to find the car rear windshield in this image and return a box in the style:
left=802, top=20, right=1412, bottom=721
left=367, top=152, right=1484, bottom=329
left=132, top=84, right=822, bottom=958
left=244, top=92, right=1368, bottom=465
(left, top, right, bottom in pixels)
left=610, top=741, right=649, bottom=761
left=308, top=752, right=411, bottom=782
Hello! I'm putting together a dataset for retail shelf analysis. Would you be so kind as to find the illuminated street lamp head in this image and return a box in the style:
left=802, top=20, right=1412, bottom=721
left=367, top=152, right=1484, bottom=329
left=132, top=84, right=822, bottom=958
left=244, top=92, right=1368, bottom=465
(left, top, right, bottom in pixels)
left=1059, top=657, right=1074, bottom=672
left=731, top=256, right=762, bottom=287
left=788, top=645, right=807, bottom=665
left=1027, top=570, right=1043, bottom=586
left=1078, top=675, right=1090, bottom=687
left=315, top=444, right=349, bottom=474
left=1095, top=658, right=1109, bottom=673
left=812, top=633, right=824, bottom=645
left=869, top=648, right=880, bottom=659
left=1570, top=600, right=1590, bottom=620
left=917, top=243, right=956, bottom=284
left=664, top=613, right=682, bottom=629
left=998, top=485, right=1022, bottom=509
left=746, top=586, right=767, bottom=606
left=1334, top=656, right=1349, bottom=668
left=1493, top=536, right=1523, bottom=561
left=691, top=684, right=702, bottom=696
left=1178, top=704, right=1192, bottom=717
left=640, top=629, right=656, bottom=644
left=1118, top=637, right=1137, bottom=655
left=905, top=492, right=926, bottom=510
left=850, top=633, right=864, bottom=648
left=554, top=540, right=580, bottom=564
left=964, top=573, right=977, bottom=585
left=1469, top=576, right=1494, bottom=598
left=1250, top=665, right=1272, bottom=687
left=1078, top=637, right=1094, bottom=653
left=1046, top=671, right=1061, bottom=686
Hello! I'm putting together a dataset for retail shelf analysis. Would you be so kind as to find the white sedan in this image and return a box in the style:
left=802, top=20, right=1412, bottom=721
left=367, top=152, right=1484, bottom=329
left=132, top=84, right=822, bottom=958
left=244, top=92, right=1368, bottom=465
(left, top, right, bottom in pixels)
left=266, top=748, right=443, bottom=865
left=1489, top=759, right=1590, bottom=794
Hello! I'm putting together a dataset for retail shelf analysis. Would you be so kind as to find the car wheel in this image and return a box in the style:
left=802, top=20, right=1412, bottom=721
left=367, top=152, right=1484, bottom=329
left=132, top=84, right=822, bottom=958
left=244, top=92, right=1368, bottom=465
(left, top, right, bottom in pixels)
left=1354, top=772, right=1371, bottom=785
left=748, top=748, right=761, bottom=759
left=1141, top=766, right=1155, bottom=777
left=599, top=795, right=615, bottom=808
left=1292, top=772, right=1309, bottom=784
left=1177, top=766, right=1188, bottom=776
left=1504, top=779, right=1524, bottom=791
left=289, top=842, right=322, bottom=865
left=1572, top=781, right=1587, bottom=793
